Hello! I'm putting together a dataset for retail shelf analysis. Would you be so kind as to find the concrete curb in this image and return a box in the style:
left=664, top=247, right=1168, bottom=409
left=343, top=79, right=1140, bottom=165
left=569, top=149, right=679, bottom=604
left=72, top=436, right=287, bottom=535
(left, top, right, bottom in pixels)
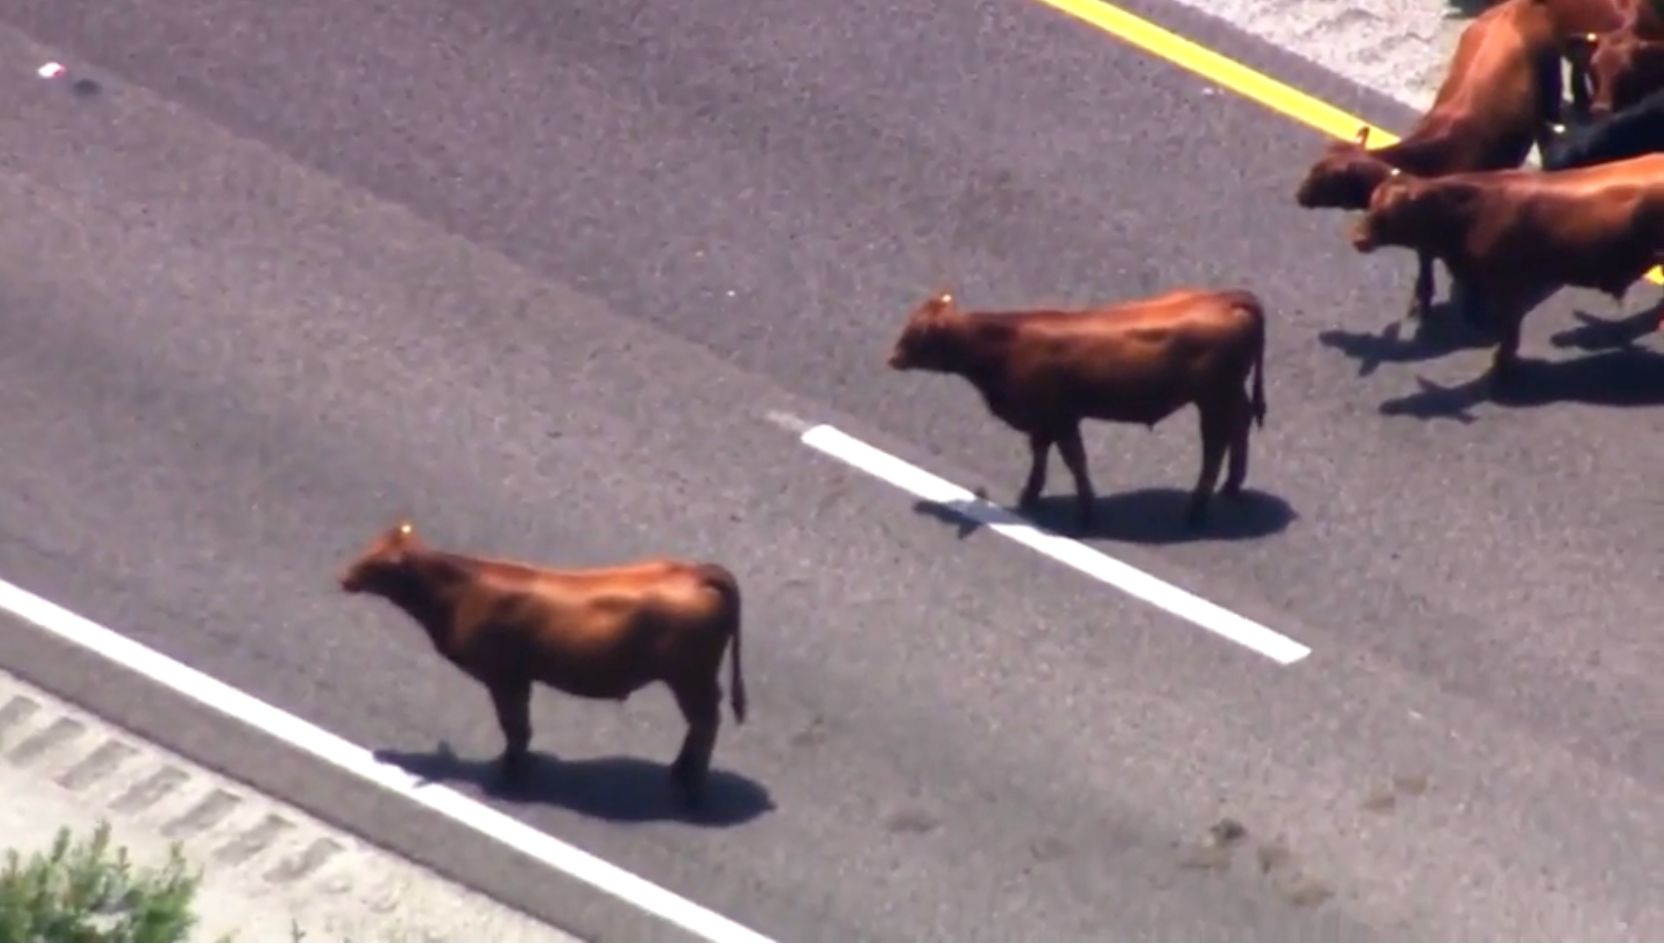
left=1161, top=0, right=1476, bottom=113
left=0, top=667, right=582, bottom=943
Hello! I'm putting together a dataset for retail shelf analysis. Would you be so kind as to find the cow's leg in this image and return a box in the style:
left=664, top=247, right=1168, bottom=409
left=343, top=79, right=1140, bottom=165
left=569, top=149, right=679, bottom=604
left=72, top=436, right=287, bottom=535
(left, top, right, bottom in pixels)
left=1654, top=269, right=1664, bottom=331
left=1055, top=422, right=1098, bottom=531
left=1408, top=250, right=1435, bottom=322
left=1450, top=273, right=1488, bottom=330
left=487, top=678, right=534, bottom=788
left=1187, top=400, right=1232, bottom=529
left=1569, top=63, right=1591, bottom=120
left=669, top=679, right=722, bottom=810
left=1221, top=389, right=1254, bottom=499
left=1016, top=431, right=1053, bottom=511
left=1533, top=51, right=1565, bottom=156
left=1488, top=295, right=1529, bottom=389
left=1565, top=45, right=1592, bottom=121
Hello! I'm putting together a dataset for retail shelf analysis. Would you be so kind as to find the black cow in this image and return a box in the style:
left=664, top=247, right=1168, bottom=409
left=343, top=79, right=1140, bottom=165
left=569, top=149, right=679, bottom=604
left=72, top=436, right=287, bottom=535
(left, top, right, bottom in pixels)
left=1542, top=83, right=1664, bottom=168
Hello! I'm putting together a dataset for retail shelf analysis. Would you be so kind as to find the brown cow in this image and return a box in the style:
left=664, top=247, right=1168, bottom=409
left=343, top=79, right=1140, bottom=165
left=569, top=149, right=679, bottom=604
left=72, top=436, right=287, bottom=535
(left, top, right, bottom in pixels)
left=1294, top=0, right=1563, bottom=322
left=1349, top=155, right=1664, bottom=384
left=1575, top=15, right=1664, bottom=117
left=885, top=288, right=1268, bottom=532
left=337, top=520, right=748, bottom=809
left=1537, top=0, right=1639, bottom=115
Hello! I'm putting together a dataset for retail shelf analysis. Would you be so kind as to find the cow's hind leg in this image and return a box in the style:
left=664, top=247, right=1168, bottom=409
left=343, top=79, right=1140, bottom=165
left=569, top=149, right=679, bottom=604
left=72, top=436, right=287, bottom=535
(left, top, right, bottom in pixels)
left=669, top=679, right=723, bottom=811
left=1187, top=400, right=1232, bottom=529
left=487, top=679, right=534, bottom=789
left=1055, top=422, right=1098, bottom=532
left=1220, top=389, right=1254, bottom=499
left=1017, top=431, right=1053, bottom=511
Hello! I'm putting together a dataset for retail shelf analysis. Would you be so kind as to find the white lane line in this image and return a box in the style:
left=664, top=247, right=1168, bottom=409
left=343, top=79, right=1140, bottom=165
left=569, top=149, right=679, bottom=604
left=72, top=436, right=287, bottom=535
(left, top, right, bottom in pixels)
left=0, top=576, right=775, bottom=945
left=795, top=422, right=1312, bottom=665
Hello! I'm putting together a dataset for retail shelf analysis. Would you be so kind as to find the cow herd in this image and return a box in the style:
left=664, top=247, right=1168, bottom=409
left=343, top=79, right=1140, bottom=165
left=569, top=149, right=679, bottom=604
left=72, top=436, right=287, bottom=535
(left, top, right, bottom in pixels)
left=1297, top=0, right=1664, bottom=381
left=334, top=0, right=1664, bottom=813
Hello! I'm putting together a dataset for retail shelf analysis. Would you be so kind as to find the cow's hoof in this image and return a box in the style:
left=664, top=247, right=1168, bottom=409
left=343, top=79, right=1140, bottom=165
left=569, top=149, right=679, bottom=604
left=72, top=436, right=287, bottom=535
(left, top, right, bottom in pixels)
left=670, top=774, right=705, bottom=812
left=1488, top=357, right=1521, bottom=391
left=491, top=752, right=528, bottom=791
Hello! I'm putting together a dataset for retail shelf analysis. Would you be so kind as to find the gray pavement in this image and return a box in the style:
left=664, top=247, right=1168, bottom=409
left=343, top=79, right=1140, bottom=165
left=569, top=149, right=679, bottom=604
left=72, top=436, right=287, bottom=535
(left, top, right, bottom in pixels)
left=0, top=667, right=578, bottom=943
left=0, top=0, right=1658, bottom=943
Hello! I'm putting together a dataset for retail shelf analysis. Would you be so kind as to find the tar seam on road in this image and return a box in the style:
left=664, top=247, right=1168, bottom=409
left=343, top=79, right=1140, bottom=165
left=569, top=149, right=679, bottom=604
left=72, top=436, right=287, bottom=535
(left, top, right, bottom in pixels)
left=1026, top=0, right=1664, bottom=287
left=790, top=421, right=1313, bottom=665
left=0, top=577, right=775, bottom=945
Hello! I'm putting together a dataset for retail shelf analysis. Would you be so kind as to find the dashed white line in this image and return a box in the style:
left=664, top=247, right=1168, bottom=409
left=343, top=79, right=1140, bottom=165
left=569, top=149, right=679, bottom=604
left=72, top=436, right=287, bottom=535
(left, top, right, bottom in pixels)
left=0, top=576, right=775, bottom=944
left=789, top=419, right=1312, bottom=665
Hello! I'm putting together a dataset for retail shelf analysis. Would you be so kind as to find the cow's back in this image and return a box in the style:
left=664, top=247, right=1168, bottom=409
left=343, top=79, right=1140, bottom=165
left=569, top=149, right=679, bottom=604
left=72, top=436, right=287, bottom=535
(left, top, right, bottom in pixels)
left=465, top=560, right=723, bottom=697
left=1413, top=0, right=1556, bottom=167
left=1004, top=290, right=1261, bottom=426
left=1457, top=157, right=1664, bottom=287
left=1539, top=0, right=1632, bottom=34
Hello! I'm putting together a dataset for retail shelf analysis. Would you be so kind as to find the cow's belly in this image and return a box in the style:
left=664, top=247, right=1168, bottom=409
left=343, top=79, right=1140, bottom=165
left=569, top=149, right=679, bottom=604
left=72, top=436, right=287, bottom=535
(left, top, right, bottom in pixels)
left=529, top=658, right=657, bottom=701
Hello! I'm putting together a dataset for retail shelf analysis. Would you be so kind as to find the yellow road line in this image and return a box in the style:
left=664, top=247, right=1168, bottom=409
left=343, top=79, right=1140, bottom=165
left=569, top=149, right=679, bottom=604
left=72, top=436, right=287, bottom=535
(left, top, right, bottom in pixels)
left=1029, top=0, right=1664, bottom=285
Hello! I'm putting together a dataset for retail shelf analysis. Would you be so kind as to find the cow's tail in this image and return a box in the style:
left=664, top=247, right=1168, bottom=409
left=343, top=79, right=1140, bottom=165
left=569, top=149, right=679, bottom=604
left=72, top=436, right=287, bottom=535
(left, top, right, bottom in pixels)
left=696, top=563, right=747, bottom=725
left=1239, top=290, right=1268, bottom=429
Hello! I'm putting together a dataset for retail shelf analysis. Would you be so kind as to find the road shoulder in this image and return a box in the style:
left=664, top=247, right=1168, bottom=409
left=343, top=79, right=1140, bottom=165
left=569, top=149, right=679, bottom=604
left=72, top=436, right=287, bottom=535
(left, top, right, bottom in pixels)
left=0, top=666, right=581, bottom=943
left=1153, top=0, right=1471, bottom=112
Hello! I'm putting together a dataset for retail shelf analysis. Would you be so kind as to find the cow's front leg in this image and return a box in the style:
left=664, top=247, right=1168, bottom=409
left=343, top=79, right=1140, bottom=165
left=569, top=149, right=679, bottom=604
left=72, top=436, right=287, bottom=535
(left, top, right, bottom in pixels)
left=1406, top=250, right=1435, bottom=322
left=1654, top=274, right=1664, bottom=332
left=1016, top=431, right=1052, bottom=511
left=1487, top=294, right=1530, bottom=390
left=1450, top=273, right=1488, bottom=330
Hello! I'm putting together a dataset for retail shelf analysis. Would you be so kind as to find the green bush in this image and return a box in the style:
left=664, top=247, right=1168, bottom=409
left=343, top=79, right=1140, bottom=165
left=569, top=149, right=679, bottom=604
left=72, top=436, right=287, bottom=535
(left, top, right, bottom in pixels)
left=0, top=822, right=202, bottom=942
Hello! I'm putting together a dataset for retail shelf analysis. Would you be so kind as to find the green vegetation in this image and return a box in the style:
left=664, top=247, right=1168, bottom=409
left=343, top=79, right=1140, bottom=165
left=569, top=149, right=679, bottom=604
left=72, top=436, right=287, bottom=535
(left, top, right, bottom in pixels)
left=0, top=822, right=202, bottom=942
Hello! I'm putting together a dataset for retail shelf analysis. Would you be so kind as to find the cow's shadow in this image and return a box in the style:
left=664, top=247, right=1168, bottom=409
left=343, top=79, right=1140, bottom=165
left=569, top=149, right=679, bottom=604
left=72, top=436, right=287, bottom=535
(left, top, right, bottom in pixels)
left=911, top=485, right=1296, bottom=545
left=1549, top=308, right=1661, bottom=353
left=1378, top=347, right=1664, bottom=421
left=1317, top=304, right=1497, bottom=378
left=373, top=742, right=775, bottom=828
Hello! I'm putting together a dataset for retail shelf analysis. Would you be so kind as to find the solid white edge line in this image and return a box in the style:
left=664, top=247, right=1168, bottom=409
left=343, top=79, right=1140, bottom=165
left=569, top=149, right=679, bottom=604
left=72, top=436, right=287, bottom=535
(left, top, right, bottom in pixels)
left=0, top=576, right=775, bottom=945
left=798, top=424, right=1313, bottom=665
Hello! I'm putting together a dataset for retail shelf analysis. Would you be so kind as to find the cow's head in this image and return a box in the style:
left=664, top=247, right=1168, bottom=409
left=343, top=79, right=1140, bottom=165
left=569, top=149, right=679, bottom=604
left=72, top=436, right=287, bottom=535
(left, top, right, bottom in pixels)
left=1350, top=169, right=1438, bottom=253
left=1294, top=126, right=1392, bottom=210
left=887, top=288, right=962, bottom=372
left=339, top=519, right=425, bottom=595
left=1585, top=29, right=1664, bottom=117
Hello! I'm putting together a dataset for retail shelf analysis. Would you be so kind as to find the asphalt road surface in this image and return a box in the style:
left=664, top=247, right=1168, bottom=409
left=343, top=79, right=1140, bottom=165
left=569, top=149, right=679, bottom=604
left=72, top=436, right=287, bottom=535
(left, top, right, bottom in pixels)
left=0, top=0, right=1659, bottom=942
